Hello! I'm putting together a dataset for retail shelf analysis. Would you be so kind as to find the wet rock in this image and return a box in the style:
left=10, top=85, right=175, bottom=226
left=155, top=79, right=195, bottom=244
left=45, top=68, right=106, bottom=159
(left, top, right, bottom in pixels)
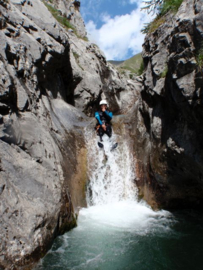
left=0, top=98, right=89, bottom=269
left=131, top=0, right=203, bottom=210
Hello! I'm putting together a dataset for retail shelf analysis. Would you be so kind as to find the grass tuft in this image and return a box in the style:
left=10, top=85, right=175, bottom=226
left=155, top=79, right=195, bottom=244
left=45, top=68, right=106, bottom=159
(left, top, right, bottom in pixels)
left=73, top=51, right=84, bottom=70
left=44, top=2, right=76, bottom=31
left=44, top=2, right=89, bottom=41
left=141, top=15, right=166, bottom=34
left=160, top=66, right=168, bottom=78
left=196, top=46, right=203, bottom=71
left=160, top=0, right=183, bottom=15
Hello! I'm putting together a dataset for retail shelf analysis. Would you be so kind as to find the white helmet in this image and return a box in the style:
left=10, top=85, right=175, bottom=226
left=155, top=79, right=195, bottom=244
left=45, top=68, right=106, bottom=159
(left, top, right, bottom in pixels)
left=99, top=100, right=108, bottom=106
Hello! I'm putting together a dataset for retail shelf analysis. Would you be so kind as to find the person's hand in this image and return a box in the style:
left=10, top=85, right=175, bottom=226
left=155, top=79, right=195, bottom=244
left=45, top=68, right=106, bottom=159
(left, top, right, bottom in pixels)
left=102, top=124, right=106, bottom=131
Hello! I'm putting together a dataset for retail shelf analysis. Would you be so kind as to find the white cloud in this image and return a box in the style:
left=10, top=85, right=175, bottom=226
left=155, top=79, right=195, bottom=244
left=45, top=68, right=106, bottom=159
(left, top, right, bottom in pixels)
left=100, top=13, right=111, bottom=23
left=86, top=3, right=154, bottom=60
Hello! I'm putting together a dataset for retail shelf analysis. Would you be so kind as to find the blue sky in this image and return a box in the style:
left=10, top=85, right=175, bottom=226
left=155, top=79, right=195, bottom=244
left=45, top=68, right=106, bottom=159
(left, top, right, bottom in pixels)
left=80, top=0, right=154, bottom=61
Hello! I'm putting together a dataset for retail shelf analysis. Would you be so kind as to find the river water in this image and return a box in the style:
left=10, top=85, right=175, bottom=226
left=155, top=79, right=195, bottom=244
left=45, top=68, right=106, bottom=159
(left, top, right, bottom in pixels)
left=35, top=132, right=203, bottom=270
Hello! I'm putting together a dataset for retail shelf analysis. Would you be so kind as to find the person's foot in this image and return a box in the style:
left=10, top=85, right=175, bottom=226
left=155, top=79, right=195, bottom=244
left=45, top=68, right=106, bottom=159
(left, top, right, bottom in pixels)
left=110, top=142, right=118, bottom=151
left=98, top=142, right=103, bottom=148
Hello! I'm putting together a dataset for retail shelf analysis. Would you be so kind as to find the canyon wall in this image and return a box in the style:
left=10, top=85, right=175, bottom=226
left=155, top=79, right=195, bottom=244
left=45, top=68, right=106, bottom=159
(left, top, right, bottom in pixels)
left=130, top=0, right=203, bottom=209
left=0, top=0, right=140, bottom=268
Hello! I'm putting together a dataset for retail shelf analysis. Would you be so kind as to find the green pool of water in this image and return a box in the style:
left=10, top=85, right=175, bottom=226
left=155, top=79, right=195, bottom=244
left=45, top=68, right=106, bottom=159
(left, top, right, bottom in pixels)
left=35, top=201, right=203, bottom=270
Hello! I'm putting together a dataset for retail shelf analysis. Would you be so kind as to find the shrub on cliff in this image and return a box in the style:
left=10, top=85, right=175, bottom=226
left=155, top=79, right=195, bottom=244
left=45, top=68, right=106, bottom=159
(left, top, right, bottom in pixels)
left=196, top=45, right=203, bottom=71
left=142, top=0, right=183, bottom=15
left=141, top=0, right=184, bottom=33
left=160, top=0, right=183, bottom=14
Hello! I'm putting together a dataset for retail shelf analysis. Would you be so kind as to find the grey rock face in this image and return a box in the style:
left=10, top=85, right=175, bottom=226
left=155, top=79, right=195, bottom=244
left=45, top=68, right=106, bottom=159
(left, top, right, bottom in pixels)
left=0, top=97, right=89, bottom=269
left=131, top=0, right=203, bottom=209
left=0, top=0, right=140, bottom=268
left=3, top=0, right=140, bottom=116
left=0, top=0, right=88, bottom=269
left=51, top=0, right=87, bottom=38
left=69, top=40, right=142, bottom=115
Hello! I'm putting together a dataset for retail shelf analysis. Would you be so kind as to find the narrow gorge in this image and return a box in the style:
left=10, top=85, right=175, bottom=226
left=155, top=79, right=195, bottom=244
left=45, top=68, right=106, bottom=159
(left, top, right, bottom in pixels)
left=0, top=0, right=203, bottom=269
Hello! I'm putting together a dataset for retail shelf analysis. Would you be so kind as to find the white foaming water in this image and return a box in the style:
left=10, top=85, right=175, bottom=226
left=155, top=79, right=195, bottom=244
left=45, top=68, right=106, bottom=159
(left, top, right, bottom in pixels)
left=78, top=201, right=171, bottom=234
left=85, top=129, right=137, bottom=206
left=83, top=128, right=171, bottom=229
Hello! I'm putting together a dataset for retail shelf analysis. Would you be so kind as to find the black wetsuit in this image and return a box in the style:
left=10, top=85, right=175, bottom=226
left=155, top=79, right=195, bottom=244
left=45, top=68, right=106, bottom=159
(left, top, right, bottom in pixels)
left=95, top=110, right=113, bottom=141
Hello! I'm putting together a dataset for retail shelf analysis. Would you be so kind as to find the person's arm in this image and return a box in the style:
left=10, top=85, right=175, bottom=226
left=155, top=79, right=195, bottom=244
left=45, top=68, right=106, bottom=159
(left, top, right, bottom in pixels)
left=95, top=112, right=103, bottom=125
left=104, top=111, right=113, bottom=121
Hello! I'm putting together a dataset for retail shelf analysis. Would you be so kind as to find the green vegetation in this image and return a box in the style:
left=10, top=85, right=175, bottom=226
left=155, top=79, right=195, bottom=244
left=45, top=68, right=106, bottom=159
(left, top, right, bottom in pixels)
left=121, top=65, right=136, bottom=73
left=141, top=15, right=166, bottom=34
left=141, top=0, right=184, bottom=34
left=142, top=0, right=183, bottom=15
left=73, top=51, right=84, bottom=70
left=160, top=66, right=168, bottom=78
left=119, top=53, right=143, bottom=75
left=109, top=53, right=144, bottom=77
left=160, top=0, right=183, bottom=15
left=108, top=60, right=124, bottom=66
left=44, top=2, right=76, bottom=31
left=73, top=51, right=79, bottom=61
left=43, top=2, right=89, bottom=41
left=137, top=61, right=145, bottom=75
left=121, top=53, right=142, bottom=71
left=81, top=36, right=89, bottom=42
left=196, top=46, right=203, bottom=71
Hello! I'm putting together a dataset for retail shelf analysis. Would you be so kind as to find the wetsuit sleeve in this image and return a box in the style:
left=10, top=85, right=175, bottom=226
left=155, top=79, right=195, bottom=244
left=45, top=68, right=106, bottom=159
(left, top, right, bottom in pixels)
left=104, top=111, right=113, bottom=121
left=95, top=112, right=103, bottom=125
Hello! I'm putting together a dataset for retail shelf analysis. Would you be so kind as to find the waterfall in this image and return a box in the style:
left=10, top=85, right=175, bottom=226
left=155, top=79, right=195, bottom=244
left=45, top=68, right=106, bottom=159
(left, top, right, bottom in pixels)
left=83, top=126, right=171, bottom=230
left=85, top=128, right=137, bottom=206
left=36, top=125, right=175, bottom=270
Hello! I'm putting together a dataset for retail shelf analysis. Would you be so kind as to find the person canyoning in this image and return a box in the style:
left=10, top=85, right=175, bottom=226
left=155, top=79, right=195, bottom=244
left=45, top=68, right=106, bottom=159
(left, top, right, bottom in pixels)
left=95, top=100, right=113, bottom=142
left=95, top=100, right=118, bottom=151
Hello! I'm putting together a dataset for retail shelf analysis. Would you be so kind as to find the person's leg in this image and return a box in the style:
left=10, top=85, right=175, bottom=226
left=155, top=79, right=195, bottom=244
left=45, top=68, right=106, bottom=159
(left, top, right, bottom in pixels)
left=105, top=125, right=112, bottom=138
left=98, top=126, right=104, bottom=141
